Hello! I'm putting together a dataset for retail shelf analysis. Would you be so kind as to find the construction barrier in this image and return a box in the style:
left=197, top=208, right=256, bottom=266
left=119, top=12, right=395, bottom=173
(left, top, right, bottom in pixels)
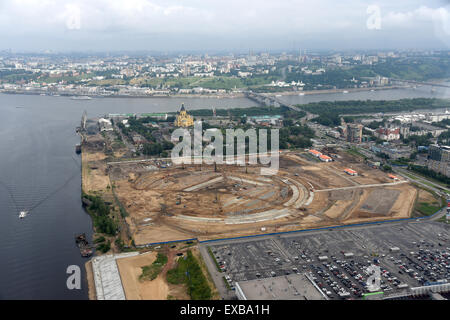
left=136, top=238, right=198, bottom=248
left=135, top=209, right=443, bottom=247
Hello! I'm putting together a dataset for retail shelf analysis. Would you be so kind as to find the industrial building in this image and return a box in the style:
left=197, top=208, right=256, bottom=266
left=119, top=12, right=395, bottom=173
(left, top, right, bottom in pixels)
left=319, top=154, right=332, bottom=162
left=247, top=115, right=283, bottom=127
left=344, top=168, right=358, bottom=176
left=235, top=273, right=326, bottom=300
left=98, top=118, right=113, bottom=131
left=139, top=113, right=168, bottom=120
left=388, top=174, right=399, bottom=181
left=308, top=149, right=322, bottom=157
left=371, top=144, right=413, bottom=160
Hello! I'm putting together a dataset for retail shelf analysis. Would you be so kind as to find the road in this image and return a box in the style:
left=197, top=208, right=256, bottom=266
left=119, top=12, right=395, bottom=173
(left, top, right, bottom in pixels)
left=198, top=244, right=236, bottom=300
left=315, top=180, right=408, bottom=192
left=393, top=167, right=449, bottom=194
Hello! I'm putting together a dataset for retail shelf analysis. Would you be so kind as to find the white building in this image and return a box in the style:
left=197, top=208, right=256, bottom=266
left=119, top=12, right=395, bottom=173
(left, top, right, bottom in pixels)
left=98, top=118, right=113, bottom=131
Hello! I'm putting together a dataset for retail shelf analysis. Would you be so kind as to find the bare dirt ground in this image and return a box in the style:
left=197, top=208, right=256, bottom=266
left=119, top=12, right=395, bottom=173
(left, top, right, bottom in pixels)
left=417, top=188, right=440, bottom=204
left=116, top=245, right=217, bottom=300
left=84, top=145, right=419, bottom=245
left=82, top=152, right=110, bottom=193
left=116, top=251, right=172, bottom=300
left=344, top=184, right=417, bottom=223
left=85, top=261, right=96, bottom=300
left=84, top=152, right=107, bottom=162
left=133, top=223, right=194, bottom=245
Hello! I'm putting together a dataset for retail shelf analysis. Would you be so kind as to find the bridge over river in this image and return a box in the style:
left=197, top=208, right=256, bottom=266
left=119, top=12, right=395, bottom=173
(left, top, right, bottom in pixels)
left=244, top=91, right=316, bottom=124
left=391, top=78, right=450, bottom=89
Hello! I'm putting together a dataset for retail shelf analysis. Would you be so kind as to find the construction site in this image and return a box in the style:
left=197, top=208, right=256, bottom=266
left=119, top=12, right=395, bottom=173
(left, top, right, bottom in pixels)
left=81, top=132, right=423, bottom=246
left=79, top=124, right=448, bottom=301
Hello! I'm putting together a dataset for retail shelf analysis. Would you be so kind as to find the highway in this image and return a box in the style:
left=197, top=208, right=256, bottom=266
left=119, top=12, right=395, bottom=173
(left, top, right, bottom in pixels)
left=393, top=167, right=450, bottom=194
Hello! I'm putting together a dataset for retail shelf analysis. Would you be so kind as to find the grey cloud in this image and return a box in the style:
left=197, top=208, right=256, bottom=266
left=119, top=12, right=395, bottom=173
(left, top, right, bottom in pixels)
left=0, top=0, right=448, bottom=51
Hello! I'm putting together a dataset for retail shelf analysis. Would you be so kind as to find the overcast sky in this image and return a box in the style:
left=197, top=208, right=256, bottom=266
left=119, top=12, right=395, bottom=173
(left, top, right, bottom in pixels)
left=0, top=0, right=449, bottom=52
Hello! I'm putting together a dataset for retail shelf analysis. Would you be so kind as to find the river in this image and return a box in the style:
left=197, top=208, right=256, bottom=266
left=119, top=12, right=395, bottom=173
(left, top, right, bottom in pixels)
left=0, top=84, right=448, bottom=299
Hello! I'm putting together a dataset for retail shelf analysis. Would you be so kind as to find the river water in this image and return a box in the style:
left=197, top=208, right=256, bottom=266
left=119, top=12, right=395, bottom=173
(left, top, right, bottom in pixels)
left=278, top=83, right=450, bottom=105
left=0, top=84, right=449, bottom=299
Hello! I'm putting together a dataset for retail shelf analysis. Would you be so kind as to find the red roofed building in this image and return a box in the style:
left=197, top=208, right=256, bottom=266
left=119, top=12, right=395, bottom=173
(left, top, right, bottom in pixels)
left=344, top=168, right=358, bottom=176
left=319, top=154, right=332, bottom=162
left=374, top=127, right=400, bottom=141
left=308, top=149, right=322, bottom=157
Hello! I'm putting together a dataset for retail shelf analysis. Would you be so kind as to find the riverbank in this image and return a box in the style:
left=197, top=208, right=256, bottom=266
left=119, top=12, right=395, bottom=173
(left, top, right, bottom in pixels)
left=262, top=85, right=409, bottom=97
left=85, top=261, right=96, bottom=300
left=0, top=90, right=247, bottom=99
left=0, top=85, right=409, bottom=100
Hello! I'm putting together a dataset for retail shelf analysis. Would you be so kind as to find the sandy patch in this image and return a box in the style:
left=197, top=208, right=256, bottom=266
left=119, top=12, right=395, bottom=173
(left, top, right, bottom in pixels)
left=85, top=261, right=96, bottom=300
left=417, top=188, right=439, bottom=204
left=390, top=185, right=417, bottom=218
left=81, top=152, right=110, bottom=193
left=84, top=152, right=107, bottom=162
left=133, top=224, right=194, bottom=246
left=116, top=251, right=170, bottom=300
left=325, top=200, right=352, bottom=219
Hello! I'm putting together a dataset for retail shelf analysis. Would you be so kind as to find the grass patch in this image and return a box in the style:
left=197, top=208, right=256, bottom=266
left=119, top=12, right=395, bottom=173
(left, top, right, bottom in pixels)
left=402, top=170, right=449, bottom=192
left=207, top=246, right=222, bottom=273
left=111, top=188, right=129, bottom=218
left=346, top=147, right=366, bottom=159
left=82, top=193, right=118, bottom=236
left=223, top=276, right=232, bottom=291
left=300, top=152, right=321, bottom=162
left=139, top=252, right=168, bottom=281
left=180, top=240, right=197, bottom=250
left=166, top=250, right=212, bottom=300
left=416, top=202, right=442, bottom=216
left=94, top=236, right=106, bottom=244
left=97, top=240, right=111, bottom=253
left=410, top=181, right=446, bottom=217
left=408, top=165, right=450, bottom=190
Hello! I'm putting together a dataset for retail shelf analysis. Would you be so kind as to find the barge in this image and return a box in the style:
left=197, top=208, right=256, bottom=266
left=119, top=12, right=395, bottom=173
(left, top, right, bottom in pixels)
left=75, top=233, right=93, bottom=257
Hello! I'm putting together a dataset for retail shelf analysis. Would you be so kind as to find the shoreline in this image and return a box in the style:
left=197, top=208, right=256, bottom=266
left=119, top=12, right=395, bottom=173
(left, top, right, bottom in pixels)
left=0, top=85, right=413, bottom=100
left=85, top=260, right=97, bottom=300
left=263, top=85, right=409, bottom=96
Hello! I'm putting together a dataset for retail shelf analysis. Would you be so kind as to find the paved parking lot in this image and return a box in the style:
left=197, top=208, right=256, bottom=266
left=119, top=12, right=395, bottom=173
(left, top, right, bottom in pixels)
left=202, top=221, right=450, bottom=300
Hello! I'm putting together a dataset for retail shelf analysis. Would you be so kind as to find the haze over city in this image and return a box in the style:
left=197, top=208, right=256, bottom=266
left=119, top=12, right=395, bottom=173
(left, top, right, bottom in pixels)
left=2, top=0, right=450, bottom=308
left=0, top=0, right=449, bottom=52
